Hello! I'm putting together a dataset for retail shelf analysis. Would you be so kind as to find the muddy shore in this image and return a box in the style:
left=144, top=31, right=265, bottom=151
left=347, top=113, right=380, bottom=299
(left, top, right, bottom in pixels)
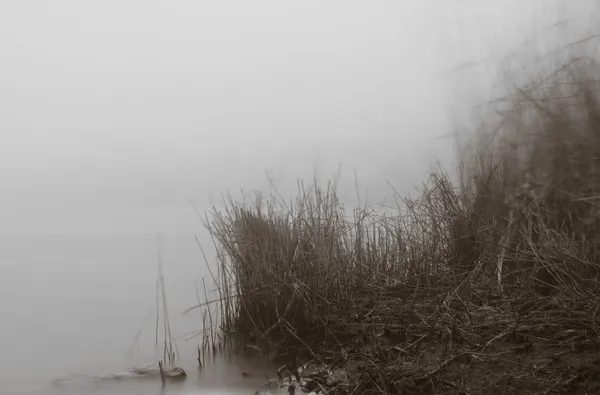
left=258, top=280, right=600, bottom=395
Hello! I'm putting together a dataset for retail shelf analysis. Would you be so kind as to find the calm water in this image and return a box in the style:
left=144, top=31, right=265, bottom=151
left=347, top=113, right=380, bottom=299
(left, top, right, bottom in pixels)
left=0, top=232, right=280, bottom=395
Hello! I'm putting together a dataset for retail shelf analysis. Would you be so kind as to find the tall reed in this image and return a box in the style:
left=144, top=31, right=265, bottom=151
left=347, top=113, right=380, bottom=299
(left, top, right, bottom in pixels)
left=206, top=56, right=600, bottom=361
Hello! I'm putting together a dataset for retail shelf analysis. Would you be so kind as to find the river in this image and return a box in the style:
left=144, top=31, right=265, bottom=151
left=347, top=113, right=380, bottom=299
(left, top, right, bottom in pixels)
left=0, top=231, right=287, bottom=394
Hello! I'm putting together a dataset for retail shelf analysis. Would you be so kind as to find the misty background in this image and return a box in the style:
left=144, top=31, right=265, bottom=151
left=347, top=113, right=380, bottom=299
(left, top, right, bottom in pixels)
left=1, top=1, right=598, bottom=394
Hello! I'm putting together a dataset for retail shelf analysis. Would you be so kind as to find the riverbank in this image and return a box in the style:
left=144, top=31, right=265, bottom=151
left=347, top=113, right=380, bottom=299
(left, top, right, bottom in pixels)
left=208, top=56, right=600, bottom=394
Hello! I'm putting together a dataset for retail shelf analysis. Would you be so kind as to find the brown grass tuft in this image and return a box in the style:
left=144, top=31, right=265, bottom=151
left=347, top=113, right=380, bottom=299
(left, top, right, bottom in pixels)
left=207, top=56, right=600, bottom=394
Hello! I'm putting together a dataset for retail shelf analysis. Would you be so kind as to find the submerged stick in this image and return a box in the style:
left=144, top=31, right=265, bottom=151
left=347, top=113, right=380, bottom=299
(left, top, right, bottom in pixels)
left=158, top=360, right=165, bottom=384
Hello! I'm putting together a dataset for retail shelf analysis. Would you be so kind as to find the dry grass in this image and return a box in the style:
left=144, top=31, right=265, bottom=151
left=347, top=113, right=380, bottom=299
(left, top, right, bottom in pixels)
left=206, top=56, right=600, bottom=394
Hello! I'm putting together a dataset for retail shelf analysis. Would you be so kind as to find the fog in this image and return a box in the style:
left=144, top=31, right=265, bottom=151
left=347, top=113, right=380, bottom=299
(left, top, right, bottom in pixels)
left=1, top=1, right=598, bottom=394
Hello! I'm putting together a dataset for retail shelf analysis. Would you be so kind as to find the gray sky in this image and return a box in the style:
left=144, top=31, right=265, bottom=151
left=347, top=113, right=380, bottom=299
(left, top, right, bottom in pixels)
left=0, top=1, right=595, bottom=233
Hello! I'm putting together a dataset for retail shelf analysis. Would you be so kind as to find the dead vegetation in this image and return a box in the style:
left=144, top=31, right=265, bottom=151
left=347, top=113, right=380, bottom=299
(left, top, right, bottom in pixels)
left=207, top=56, right=600, bottom=394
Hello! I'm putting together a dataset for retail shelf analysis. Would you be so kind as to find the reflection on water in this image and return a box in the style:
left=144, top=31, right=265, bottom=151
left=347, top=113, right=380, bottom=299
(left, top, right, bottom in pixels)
left=47, top=354, right=291, bottom=395
left=0, top=233, right=291, bottom=395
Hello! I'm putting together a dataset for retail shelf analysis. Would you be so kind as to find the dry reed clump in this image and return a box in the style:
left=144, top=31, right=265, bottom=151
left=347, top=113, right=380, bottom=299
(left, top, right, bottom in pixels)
left=208, top=56, right=600, bottom=394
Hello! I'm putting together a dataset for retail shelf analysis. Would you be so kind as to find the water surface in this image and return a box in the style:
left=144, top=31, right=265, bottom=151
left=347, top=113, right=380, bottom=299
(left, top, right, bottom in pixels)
left=0, top=233, right=278, bottom=394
